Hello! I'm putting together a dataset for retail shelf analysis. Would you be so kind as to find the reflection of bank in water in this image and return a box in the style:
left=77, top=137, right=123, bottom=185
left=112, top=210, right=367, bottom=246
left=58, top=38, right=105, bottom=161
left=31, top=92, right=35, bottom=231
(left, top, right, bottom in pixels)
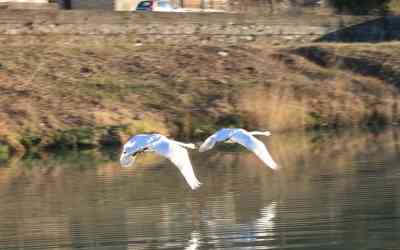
left=269, top=128, right=400, bottom=174
left=1, top=128, right=399, bottom=186
left=0, top=128, right=399, bottom=249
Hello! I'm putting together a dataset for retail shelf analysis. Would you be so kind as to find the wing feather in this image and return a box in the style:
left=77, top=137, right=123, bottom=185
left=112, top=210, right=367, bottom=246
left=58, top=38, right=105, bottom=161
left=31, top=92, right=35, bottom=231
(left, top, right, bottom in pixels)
left=231, top=131, right=279, bottom=170
left=153, top=139, right=202, bottom=190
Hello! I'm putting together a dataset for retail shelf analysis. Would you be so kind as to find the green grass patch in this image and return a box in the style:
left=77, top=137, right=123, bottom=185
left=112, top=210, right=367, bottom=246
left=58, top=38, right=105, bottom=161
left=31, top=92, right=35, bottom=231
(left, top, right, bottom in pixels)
left=0, top=143, right=10, bottom=162
left=46, top=127, right=96, bottom=150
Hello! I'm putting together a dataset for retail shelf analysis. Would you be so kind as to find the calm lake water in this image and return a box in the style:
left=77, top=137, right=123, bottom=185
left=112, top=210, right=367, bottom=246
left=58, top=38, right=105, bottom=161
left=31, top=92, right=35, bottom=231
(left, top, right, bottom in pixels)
left=0, top=129, right=400, bottom=250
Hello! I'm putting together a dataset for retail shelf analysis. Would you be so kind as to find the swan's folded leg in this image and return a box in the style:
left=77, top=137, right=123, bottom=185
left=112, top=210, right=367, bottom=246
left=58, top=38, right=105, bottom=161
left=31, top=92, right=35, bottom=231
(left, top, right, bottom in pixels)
left=168, top=139, right=196, bottom=149
left=249, top=131, right=271, bottom=136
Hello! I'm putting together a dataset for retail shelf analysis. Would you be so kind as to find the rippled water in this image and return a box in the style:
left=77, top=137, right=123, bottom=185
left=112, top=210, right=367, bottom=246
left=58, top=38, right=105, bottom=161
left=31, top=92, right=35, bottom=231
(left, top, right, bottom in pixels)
left=1, top=129, right=400, bottom=250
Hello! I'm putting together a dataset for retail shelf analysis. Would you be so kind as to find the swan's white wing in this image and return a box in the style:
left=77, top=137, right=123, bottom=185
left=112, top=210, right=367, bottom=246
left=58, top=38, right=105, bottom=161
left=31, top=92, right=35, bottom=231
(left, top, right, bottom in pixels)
left=199, top=135, right=217, bottom=152
left=231, top=131, right=279, bottom=170
left=152, top=139, right=202, bottom=190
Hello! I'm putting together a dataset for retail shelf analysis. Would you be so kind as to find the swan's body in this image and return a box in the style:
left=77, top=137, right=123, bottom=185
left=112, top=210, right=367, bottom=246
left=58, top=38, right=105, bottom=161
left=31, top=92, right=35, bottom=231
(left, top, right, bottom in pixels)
left=199, top=128, right=278, bottom=170
left=120, top=134, right=201, bottom=190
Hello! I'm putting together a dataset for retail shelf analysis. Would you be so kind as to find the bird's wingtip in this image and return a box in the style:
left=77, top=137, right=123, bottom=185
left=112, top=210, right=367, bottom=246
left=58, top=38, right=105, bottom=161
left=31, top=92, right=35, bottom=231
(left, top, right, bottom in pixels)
left=191, top=181, right=202, bottom=190
left=270, top=163, right=280, bottom=171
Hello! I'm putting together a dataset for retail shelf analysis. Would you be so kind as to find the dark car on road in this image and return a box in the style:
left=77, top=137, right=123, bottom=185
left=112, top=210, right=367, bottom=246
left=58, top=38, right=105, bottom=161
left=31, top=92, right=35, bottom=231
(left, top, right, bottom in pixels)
left=136, top=0, right=154, bottom=11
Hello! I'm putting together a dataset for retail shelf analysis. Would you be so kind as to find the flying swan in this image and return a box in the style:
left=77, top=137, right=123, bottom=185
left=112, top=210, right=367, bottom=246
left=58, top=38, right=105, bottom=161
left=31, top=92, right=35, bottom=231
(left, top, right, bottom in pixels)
left=120, top=134, right=202, bottom=190
left=199, top=128, right=279, bottom=170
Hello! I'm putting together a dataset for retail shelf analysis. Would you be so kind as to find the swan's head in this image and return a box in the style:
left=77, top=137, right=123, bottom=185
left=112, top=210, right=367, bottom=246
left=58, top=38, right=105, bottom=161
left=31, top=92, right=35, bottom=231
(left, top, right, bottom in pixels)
left=120, top=148, right=139, bottom=167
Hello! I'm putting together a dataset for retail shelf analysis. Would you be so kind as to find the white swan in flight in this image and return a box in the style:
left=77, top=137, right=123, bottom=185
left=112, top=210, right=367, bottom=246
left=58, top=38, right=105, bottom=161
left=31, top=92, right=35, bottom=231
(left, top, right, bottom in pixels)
left=120, top=134, right=202, bottom=190
left=199, top=128, right=279, bottom=170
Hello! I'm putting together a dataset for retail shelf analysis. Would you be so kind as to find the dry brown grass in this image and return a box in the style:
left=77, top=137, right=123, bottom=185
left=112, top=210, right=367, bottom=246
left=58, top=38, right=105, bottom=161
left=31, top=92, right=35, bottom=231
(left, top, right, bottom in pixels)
left=388, top=0, right=400, bottom=14
left=0, top=36, right=399, bottom=152
left=237, top=42, right=400, bottom=131
left=238, top=86, right=310, bottom=131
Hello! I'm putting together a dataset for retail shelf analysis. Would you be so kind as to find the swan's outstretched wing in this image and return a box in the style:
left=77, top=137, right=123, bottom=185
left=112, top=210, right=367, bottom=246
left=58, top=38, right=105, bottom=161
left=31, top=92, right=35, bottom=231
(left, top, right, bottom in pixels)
left=152, top=138, right=202, bottom=190
left=231, top=131, right=279, bottom=170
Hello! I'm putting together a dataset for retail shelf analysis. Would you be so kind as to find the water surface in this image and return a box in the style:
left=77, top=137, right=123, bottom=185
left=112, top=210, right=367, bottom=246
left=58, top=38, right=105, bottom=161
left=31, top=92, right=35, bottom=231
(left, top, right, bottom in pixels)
left=0, top=129, right=400, bottom=250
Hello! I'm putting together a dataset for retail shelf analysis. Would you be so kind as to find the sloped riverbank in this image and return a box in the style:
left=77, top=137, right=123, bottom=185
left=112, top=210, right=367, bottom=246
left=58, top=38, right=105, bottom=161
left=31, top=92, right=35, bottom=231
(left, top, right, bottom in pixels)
left=0, top=37, right=399, bottom=156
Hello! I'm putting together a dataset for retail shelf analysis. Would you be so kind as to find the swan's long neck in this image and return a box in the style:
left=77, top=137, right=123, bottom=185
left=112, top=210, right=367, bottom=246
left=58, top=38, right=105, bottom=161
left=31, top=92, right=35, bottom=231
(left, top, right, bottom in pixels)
left=249, top=131, right=271, bottom=136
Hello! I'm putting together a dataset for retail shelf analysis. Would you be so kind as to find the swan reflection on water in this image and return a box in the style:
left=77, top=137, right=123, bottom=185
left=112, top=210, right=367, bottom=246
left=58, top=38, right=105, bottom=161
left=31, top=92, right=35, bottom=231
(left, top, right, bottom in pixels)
left=254, top=201, right=277, bottom=236
left=185, top=231, right=200, bottom=250
left=177, top=201, right=278, bottom=249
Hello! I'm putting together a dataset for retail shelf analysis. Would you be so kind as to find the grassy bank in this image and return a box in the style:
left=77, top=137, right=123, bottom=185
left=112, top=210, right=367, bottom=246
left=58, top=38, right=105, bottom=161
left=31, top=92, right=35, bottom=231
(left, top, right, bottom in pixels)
left=0, top=36, right=399, bottom=154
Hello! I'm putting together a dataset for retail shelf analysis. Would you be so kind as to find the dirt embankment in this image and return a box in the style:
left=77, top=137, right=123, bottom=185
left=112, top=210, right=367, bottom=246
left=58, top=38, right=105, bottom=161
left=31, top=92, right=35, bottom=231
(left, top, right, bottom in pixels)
left=0, top=37, right=399, bottom=156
